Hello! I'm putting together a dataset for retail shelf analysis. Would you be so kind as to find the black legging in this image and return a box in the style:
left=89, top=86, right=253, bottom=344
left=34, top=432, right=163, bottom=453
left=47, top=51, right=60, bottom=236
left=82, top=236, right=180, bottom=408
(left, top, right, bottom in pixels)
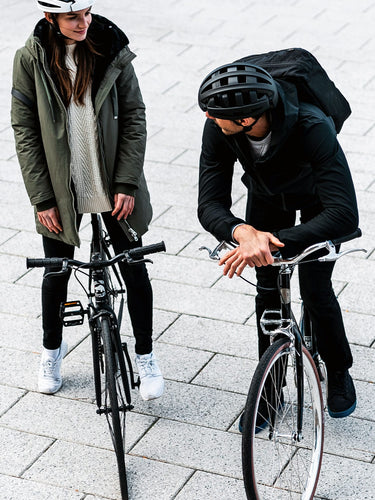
left=42, top=212, right=153, bottom=355
left=247, top=195, right=353, bottom=373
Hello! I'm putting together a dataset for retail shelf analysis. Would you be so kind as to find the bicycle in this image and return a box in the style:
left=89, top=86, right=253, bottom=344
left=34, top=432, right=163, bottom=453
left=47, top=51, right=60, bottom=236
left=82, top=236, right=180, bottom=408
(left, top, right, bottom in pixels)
left=200, top=229, right=365, bottom=499
left=26, top=213, right=166, bottom=500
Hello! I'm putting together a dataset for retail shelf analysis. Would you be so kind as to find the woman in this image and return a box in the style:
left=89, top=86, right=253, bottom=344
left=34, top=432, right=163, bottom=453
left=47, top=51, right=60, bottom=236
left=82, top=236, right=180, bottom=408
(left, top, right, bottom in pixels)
left=11, top=0, right=164, bottom=401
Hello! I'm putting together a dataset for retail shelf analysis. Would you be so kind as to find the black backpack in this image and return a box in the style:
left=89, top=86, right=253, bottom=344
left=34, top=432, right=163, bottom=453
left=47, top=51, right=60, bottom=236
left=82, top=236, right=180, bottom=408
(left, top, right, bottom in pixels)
left=236, top=48, right=351, bottom=133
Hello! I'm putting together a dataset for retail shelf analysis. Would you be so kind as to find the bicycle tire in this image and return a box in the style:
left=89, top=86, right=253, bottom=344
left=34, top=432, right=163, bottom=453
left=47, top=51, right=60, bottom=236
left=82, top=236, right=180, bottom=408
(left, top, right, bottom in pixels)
left=91, top=324, right=103, bottom=406
left=101, top=316, right=129, bottom=500
left=242, top=337, right=324, bottom=500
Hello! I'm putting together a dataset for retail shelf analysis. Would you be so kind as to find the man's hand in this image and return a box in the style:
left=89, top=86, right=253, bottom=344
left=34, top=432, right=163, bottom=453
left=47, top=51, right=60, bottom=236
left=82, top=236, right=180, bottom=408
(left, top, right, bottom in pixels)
left=219, top=224, right=284, bottom=278
left=112, top=193, right=135, bottom=220
left=37, top=207, right=63, bottom=234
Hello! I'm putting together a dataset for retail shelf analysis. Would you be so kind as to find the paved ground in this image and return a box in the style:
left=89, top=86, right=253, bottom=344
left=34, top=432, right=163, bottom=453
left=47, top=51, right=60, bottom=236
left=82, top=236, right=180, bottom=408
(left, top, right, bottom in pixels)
left=0, top=0, right=374, bottom=499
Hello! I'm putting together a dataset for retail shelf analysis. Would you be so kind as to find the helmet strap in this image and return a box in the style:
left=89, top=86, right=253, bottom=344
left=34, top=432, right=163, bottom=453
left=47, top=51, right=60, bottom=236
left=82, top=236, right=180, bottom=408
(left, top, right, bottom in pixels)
left=49, top=14, right=69, bottom=39
left=232, top=115, right=261, bottom=133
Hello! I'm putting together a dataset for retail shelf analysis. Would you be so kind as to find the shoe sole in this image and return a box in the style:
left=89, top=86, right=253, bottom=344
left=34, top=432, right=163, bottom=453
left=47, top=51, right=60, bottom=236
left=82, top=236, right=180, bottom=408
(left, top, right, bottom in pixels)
left=328, top=400, right=356, bottom=418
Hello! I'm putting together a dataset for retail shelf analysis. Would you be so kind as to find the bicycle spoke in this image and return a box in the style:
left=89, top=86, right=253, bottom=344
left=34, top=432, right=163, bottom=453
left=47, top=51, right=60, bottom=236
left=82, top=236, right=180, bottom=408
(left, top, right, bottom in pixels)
left=242, top=338, right=324, bottom=499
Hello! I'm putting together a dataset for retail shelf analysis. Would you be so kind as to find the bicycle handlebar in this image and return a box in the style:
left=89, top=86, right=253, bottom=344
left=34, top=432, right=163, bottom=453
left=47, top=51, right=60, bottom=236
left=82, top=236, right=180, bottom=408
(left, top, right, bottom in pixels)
left=272, top=228, right=365, bottom=266
left=200, top=228, right=366, bottom=265
left=26, top=241, right=166, bottom=270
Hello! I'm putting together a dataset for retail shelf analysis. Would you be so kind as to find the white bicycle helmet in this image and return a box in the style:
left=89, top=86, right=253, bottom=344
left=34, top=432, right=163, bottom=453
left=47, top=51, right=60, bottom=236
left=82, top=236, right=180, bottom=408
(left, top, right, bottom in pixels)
left=36, top=0, right=95, bottom=13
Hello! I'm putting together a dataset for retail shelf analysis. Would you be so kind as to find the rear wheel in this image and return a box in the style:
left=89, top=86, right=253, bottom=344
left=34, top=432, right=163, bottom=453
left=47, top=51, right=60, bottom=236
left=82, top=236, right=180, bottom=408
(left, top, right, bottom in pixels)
left=101, top=316, right=128, bottom=500
left=242, top=338, right=324, bottom=499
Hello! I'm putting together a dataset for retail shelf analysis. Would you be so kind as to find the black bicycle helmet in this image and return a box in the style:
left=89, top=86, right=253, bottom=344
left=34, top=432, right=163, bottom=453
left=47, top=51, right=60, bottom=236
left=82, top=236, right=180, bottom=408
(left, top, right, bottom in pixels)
left=198, top=63, right=278, bottom=119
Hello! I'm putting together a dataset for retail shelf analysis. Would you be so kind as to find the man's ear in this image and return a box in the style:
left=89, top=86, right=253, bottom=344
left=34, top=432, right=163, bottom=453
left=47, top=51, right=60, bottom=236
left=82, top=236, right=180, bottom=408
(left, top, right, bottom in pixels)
left=240, top=117, right=253, bottom=127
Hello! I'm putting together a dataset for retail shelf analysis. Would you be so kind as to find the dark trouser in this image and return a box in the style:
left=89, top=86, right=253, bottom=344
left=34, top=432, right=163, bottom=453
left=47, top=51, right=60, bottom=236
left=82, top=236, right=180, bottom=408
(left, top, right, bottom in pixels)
left=247, top=195, right=353, bottom=372
left=42, top=212, right=153, bottom=355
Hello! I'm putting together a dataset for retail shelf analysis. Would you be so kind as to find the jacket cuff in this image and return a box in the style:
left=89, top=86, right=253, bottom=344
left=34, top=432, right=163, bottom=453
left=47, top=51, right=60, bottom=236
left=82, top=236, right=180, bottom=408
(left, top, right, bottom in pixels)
left=36, top=197, right=57, bottom=212
left=114, top=183, right=137, bottom=197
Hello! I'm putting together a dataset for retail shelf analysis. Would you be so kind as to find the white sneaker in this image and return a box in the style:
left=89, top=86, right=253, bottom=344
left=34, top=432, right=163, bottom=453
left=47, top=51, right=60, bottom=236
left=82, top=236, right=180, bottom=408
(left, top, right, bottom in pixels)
left=38, top=340, right=68, bottom=394
left=135, top=352, right=164, bottom=401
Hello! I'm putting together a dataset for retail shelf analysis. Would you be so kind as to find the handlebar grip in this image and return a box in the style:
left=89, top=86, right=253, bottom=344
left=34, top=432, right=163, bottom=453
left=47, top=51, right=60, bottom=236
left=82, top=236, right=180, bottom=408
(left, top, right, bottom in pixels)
left=331, top=228, right=362, bottom=246
left=127, top=241, right=166, bottom=260
left=26, top=257, right=64, bottom=268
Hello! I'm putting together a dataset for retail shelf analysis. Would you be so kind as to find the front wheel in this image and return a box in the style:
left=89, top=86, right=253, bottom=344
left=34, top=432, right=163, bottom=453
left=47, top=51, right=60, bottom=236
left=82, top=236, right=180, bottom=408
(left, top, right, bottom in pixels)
left=101, top=316, right=129, bottom=500
left=242, top=338, right=324, bottom=499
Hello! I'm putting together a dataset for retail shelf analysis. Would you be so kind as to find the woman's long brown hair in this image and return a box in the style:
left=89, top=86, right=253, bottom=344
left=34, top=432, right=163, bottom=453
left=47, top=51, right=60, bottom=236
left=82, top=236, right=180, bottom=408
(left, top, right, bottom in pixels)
left=46, top=18, right=101, bottom=107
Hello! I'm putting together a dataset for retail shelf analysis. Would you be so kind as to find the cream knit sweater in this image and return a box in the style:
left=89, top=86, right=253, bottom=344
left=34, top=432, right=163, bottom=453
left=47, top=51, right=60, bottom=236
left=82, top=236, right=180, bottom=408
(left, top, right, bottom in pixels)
left=65, top=44, right=112, bottom=214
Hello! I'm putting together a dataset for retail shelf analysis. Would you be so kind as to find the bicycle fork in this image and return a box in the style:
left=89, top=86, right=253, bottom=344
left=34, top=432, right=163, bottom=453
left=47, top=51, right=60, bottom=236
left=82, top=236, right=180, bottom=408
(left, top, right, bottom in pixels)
left=261, top=267, right=305, bottom=442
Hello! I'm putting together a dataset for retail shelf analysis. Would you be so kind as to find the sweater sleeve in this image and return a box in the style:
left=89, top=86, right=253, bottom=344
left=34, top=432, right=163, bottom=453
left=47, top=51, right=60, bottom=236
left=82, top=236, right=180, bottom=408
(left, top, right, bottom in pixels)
left=277, top=119, right=359, bottom=257
left=198, top=119, right=246, bottom=241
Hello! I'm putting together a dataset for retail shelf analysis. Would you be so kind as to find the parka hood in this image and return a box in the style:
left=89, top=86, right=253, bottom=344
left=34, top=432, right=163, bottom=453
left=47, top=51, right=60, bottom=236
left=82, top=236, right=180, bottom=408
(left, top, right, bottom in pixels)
left=28, top=14, right=131, bottom=71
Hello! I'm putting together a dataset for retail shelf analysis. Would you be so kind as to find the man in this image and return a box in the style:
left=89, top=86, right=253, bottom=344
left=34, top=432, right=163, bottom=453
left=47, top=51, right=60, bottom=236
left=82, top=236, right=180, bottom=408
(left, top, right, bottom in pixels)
left=197, top=61, right=358, bottom=425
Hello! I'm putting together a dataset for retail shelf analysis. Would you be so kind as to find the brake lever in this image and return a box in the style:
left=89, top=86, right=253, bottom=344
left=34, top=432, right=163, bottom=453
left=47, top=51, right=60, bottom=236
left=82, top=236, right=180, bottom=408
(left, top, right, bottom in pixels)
left=318, top=246, right=367, bottom=262
left=126, top=257, right=153, bottom=265
left=199, top=240, right=233, bottom=260
left=43, top=258, right=70, bottom=279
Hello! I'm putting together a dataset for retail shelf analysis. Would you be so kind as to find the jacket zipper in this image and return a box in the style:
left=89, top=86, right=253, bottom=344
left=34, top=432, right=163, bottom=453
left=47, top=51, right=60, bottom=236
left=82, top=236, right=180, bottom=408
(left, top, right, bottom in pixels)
left=36, top=41, right=80, bottom=243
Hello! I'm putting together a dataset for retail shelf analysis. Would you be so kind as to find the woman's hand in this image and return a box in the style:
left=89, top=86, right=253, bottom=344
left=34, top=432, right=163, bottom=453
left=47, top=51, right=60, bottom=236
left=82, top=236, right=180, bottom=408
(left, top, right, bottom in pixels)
left=112, top=193, right=135, bottom=220
left=219, top=224, right=284, bottom=278
left=37, top=207, right=63, bottom=234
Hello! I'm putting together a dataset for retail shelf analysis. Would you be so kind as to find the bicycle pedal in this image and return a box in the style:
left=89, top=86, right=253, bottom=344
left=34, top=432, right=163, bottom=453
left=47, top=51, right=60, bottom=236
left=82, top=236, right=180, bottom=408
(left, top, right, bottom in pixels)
left=260, top=309, right=283, bottom=334
left=60, top=300, right=86, bottom=326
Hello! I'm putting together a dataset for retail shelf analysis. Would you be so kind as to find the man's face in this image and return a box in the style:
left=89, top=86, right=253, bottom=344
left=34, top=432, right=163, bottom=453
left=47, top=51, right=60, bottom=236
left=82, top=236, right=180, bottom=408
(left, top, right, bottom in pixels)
left=205, top=112, right=244, bottom=135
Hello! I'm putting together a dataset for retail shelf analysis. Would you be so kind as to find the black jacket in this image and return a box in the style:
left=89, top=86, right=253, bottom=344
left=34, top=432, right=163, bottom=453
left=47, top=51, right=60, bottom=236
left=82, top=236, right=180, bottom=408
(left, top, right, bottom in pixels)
left=197, top=82, right=358, bottom=257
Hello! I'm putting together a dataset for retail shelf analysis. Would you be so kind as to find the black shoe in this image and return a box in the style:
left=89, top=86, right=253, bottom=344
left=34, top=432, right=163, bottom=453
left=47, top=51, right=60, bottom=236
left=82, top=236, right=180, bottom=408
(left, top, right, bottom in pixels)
left=239, top=409, right=269, bottom=434
left=327, top=369, right=356, bottom=418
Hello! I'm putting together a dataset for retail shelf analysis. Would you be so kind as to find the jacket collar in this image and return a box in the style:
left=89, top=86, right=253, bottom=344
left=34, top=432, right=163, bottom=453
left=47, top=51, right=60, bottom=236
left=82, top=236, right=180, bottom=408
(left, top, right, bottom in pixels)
left=231, top=81, right=299, bottom=165
left=31, top=14, right=129, bottom=69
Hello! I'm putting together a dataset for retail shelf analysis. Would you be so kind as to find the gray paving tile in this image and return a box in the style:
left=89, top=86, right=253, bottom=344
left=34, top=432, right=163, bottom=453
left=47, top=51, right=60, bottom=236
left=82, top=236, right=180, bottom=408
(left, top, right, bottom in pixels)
left=24, top=439, right=191, bottom=500
left=192, top=353, right=258, bottom=395
left=323, top=415, right=375, bottom=462
left=0, top=230, right=43, bottom=257
left=175, top=471, right=247, bottom=500
left=152, top=279, right=254, bottom=323
left=143, top=226, right=197, bottom=256
left=0, top=227, right=18, bottom=246
left=0, top=475, right=83, bottom=500
left=0, top=347, right=40, bottom=391
left=134, top=379, right=244, bottom=430
left=350, top=344, right=375, bottom=382
left=147, top=252, right=222, bottom=287
left=150, top=342, right=213, bottom=383
left=339, top=282, right=375, bottom=315
left=354, top=380, right=375, bottom=421
left=0, top=384, right=25, bottom=415
left=131, top=419, right=242, bottom=478
left=160, top=314, right=259, bottom=359
left=0, top=427, right=52, bottom=476
left=151, top=205, right=202, bottom=233
left=0, top=312, right=85, bottom=353
left=0, top=283, right=41, bottom=318
left=0, top=391, right=155, bottom=452
left=342, top=310, right=375, bottom=347
left=316, top=453, right=375, bottom=500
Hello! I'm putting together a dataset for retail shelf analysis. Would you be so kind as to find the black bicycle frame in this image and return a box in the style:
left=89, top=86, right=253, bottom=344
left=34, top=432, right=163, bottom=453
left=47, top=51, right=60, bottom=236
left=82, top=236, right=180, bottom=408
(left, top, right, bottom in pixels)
left=88, top=214, right=136, bottom=412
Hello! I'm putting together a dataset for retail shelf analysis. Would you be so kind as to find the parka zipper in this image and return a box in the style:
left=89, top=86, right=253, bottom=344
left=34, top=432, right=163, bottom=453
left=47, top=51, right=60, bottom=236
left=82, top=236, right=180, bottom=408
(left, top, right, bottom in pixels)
left=35, top=40, right=80, bottom=244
